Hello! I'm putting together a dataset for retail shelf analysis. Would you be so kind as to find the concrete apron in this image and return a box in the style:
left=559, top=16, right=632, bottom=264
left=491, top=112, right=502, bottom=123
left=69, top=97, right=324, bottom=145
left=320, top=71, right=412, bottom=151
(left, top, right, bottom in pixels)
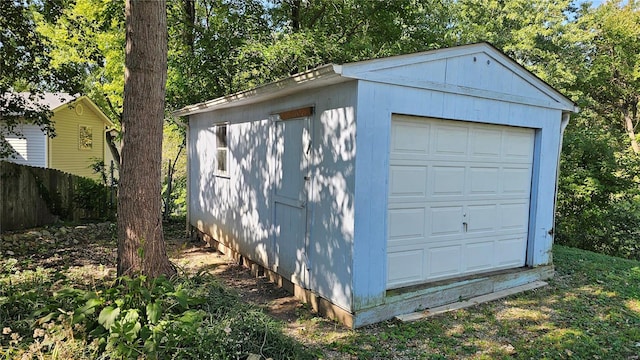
left=352, top=265, right=554, bottom=328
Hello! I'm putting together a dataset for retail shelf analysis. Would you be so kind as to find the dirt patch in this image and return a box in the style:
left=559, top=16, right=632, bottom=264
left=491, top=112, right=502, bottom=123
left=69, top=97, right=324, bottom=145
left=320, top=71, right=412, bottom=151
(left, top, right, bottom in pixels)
left=169, top=240, right=302, bottom=322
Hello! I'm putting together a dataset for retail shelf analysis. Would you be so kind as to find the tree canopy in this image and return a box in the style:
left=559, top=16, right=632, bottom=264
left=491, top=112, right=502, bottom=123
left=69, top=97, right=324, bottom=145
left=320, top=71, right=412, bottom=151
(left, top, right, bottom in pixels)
left=4, top=0, right=640, bottom=260
left=0, top=0, right=83, bottom=158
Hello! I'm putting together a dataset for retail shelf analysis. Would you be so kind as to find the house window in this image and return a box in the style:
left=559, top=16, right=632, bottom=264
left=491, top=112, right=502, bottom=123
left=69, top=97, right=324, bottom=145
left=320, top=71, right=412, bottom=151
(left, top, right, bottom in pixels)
left=215, top=123, right=228, bottom=176
left=79, top=125, right=93, bottom=150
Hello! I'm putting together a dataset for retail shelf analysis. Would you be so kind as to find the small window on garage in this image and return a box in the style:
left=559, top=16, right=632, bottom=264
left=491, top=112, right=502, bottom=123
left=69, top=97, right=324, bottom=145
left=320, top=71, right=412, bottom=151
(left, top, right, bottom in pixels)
left=79, top=125, right=93, bottom=150
left=215, top=123, right=229, bottom=176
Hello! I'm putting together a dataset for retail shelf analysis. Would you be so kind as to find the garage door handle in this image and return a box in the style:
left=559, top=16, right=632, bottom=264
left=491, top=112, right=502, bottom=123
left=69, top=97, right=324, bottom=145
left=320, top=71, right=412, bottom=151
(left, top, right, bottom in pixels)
left=462, top=222, right=468, bottom=232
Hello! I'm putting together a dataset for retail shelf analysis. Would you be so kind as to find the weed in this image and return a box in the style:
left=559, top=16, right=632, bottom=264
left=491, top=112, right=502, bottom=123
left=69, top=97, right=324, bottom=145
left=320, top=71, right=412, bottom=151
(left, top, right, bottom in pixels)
left=0, top=265, right=313, bottom=359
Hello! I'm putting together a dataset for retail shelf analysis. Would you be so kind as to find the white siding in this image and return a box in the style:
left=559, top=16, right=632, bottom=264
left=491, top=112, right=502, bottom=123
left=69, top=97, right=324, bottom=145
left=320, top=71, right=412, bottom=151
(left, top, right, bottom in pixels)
left=2, top=124, right=47, bottom=168
left=188, top=81, right=358, bottom=312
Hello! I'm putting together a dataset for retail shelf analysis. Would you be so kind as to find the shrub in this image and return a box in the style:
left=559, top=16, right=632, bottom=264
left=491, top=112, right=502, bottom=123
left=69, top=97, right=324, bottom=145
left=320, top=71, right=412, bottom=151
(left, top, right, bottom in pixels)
left=74, top=177, right=116, bottom=221
left=556, top=123, right=640, bottom=260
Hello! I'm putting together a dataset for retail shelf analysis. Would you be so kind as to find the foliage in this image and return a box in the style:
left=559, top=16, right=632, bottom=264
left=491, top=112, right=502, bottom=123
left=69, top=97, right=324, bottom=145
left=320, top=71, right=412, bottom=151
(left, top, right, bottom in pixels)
left=74, top=175, right=116, bottom=221
left=166, top=0, right=270, bottom=109
left=4, top=224, right=640, bottom=359
left=0, top=258, right=314, bottom=360
left=162, top=120, right=187, bottom=218
left=35, top=0, right=126, bottom=126
left=556, top=121, right=640, bottom=259
left=553, top=1, right=640, bottom=258
left=0, top=0, right=81, bottom=158
left=575, top=0, right=640, bottom=133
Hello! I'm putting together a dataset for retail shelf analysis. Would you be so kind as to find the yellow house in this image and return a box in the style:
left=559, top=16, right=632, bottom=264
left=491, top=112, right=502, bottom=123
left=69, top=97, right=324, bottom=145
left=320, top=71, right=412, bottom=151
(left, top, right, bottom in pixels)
left=3, top=93, right=119, bottom=181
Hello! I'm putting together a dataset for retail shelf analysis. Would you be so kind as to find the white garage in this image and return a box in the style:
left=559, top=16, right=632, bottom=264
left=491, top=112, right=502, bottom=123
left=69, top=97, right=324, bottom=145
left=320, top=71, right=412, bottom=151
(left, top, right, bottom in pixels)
left=178, top=43, right=578, bottom=328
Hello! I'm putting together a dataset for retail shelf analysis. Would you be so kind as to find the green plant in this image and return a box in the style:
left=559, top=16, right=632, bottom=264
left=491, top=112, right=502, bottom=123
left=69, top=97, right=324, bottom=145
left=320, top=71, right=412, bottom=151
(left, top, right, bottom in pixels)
left=42, top=275, right=200, bottom=359
left=556, top=123, right=640, bottom=260
left=33, top=172, right=69, bottom=219
left=74, top=177, right=116, bottom=220
left=30, top=274, right=313, bottom=360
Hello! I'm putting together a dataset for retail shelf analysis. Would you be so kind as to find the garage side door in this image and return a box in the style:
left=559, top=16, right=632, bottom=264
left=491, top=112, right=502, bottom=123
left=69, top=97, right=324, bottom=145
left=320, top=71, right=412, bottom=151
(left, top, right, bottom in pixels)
left=387, top=115, right=535, bottom=289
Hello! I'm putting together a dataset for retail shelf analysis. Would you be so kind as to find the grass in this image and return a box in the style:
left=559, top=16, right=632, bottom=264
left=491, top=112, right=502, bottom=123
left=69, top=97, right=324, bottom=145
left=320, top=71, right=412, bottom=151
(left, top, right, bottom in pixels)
left=314, top=245, right=640, bottom=359
left=1, top=222, right=639, bottom=359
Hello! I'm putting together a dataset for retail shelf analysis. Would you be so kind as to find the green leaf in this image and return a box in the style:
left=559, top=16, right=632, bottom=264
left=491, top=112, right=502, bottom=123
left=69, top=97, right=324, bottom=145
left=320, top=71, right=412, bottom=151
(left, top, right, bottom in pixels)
left=121, top=310, right=142, bottom=342
left=171, top=288, right=189, bottom=309
left=37, top=312, right=56, bottom=325
left=178, top=309, right=203, bottom=325
left=146, top=301, right=162, bottom=324
left=98, top=306, right=120, bottom=330
left=78, top=297, right=104, bottom=315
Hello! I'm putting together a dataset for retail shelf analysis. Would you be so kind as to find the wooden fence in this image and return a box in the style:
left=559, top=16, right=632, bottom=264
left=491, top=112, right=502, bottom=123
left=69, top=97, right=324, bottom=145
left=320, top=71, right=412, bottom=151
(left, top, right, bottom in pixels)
left=0, top=161, right=115, bottom=232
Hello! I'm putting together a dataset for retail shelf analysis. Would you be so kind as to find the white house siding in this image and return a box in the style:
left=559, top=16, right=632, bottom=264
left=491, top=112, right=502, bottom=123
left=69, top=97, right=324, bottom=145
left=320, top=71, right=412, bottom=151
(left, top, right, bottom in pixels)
left=2, top=124, right=47, bottom=168
left=189, top=81, right=358, bottom=311
left=351, top=51, right=564, bottom=314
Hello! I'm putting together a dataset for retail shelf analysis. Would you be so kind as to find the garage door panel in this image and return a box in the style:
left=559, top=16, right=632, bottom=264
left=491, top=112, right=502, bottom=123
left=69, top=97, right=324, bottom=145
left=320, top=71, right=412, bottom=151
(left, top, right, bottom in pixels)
left=465, top=241, right=495, bottom=271
left=470, top=128, right=502, bottom=157
left=391, top=121, right=430, bottom=156
left=502, top=168, right=532, bottom=194
left=431, top=166, right=465, bottom=196
left=496, top=237, right=526, bottom=266
left=504, top=131, right=534, bottom=159
left=467, top=204, right=498, bottom=233
left=430, top=206, right=464, bottom=236
left=388, top=250, right=424, bottom=287
left=388, top=208, right=425, bottom=240
left=388, top=115, right=533, bottom=289
left=501, top=203, right=529, bottom=230
left=428, top=245, right=462, bottom=277
left=389, top=165, right=427, bottom=200
left=433, top=125, right=468, bottom=156
left=469, top=167, right=500, bottom=195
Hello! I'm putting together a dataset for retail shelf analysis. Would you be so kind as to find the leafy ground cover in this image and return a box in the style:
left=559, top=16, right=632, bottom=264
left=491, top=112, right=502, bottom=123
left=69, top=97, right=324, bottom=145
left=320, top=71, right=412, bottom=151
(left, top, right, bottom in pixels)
left=1, top=222, right=639, bottom=359
left=0, top=222, right=314, bottom=359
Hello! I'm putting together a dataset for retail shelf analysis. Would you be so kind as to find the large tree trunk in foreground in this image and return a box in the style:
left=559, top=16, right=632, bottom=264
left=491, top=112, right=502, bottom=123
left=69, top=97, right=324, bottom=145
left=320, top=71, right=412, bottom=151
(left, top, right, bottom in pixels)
left=117, top=0, right=175, bottom=278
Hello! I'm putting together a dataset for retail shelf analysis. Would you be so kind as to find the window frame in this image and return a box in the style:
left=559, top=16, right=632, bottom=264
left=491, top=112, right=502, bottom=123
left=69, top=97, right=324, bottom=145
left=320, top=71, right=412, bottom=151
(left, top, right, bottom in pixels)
left=213, top=122, right=229, bottom=177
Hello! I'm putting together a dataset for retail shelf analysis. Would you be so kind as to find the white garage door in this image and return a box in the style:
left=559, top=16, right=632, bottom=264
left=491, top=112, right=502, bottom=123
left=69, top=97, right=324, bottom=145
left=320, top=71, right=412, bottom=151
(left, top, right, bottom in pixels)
left=387, top=115, right=535, bottom=289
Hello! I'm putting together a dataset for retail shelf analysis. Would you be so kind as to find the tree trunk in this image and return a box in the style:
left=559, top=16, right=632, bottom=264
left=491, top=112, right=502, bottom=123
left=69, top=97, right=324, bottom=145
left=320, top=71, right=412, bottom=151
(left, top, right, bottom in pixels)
left=290, top=0, right=301, bottom=31
left=622, top=107, right=640, bottom=154
left=105, top=130, right=121, bottom=170
left=117, top=0, right=175, bottom=278
left=183, top=0, right=195, bottom=50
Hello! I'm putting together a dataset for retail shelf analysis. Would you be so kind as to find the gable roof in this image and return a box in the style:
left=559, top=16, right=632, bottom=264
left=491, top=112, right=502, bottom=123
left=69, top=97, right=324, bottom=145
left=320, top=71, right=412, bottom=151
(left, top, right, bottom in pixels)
left=9, top=92, right=115, bottom=128
left=174, top=42, right=578, bottom=117
left=28, top=92, right=74, bottom=109
left=56, top=95, right=115, bottom=128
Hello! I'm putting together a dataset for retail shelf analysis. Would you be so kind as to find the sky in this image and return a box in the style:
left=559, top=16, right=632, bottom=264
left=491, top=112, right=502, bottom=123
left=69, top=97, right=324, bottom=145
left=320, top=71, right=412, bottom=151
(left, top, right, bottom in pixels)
left=585, top=0, right=605, bottom=6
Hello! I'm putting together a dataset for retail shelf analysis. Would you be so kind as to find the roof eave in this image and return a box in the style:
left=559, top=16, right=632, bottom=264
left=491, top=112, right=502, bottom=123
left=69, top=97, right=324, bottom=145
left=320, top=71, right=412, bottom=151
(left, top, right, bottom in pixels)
left=173, top=64, right=345, bottom=117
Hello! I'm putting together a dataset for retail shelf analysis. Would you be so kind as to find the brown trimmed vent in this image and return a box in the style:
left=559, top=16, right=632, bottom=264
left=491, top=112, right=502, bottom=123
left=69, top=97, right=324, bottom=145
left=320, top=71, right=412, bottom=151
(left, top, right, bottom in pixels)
left=278, top=106, right=313, bottom=120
